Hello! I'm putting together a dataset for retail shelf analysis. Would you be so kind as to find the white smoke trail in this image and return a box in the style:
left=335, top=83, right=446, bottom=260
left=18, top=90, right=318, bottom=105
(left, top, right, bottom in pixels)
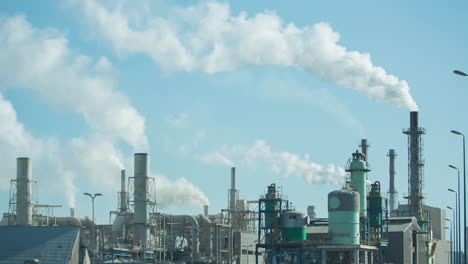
left=78, top=0, right=418, bottom=110
left=155, top=174, right=209, bottom=208
left=245, top=140, right=346, bottom=184
left=198, top=152, right=235, bottom=167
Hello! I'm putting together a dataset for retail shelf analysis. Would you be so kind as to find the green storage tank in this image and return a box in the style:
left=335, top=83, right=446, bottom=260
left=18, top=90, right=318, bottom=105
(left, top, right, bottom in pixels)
left=280, top=211, right=307, bottom=241
left=368, top=181, right=382, bottom=228
left=347, top=151, right=369, bottom=217
left=328, top=189, right=360, bottom=245
left=265, top=184, right=277, bottom=229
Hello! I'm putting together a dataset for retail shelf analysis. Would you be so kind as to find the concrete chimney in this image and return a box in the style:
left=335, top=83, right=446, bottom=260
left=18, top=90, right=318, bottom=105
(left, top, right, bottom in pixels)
left=70, top=208, right=75, bottom=217
left=204, top=205, right=209, bottom=217
left=388, top=149, right=398, bottom=212
left=120, top=170, right=128, bottom=212
left=134, top=153, right=149, bottom=247
left=16, top=157, right=32, bottom=226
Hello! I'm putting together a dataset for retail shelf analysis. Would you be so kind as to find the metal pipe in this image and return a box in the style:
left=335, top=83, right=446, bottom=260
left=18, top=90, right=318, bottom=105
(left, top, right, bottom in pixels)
left=170, top=215, right=200, bottom=255
left=388, top=149, right=398, bottom=212
left=16, top=157, right=32, bottom=226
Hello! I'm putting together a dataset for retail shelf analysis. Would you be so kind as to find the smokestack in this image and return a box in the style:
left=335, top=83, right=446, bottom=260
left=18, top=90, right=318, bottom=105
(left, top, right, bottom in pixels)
left=403, top=111, right=425, bottom=221
left=229, top=167, right=239, bottom=230
left=359, top=139, right=370, bottom=161
left=16, top=157, right=32, bottom=226
left=70, top=208, right=75, bottom=217
left=134, top=153, right=149, bottom=247
left=387, top=149, right=398, bottom=212
left=120, top=170, right=128, bottom=212
left=204, top=205, right=209, bottom=217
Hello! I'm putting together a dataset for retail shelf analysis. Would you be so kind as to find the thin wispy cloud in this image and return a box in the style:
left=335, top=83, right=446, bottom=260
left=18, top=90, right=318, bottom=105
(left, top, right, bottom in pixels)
left=166, top=113, right=190, bottom=128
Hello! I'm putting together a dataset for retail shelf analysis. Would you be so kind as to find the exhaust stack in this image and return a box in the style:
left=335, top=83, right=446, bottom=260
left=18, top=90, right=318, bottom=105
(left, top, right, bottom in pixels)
left=387, top=149, right=398, bottom=212
left=403, top=111, right=426, bottom=221
left=120, top=170, right=128, bottom=212
left=360, top=139, right=370, bottom=161
left=16, top=157, right=32, bottom=226
left=229, top=167, right=239, bottom=230
left=134, top=153, right=149, bottom=247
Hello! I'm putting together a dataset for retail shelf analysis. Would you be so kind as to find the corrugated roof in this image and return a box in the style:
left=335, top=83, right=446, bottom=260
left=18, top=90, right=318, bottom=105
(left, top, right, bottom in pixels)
left=0, top=226, right=80, bottom=264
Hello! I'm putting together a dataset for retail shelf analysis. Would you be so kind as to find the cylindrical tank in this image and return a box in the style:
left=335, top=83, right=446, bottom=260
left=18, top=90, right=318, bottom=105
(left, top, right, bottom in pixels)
left=328, top=189, right=360, bottom=245
left=348, top=151, right=368, bottom=217
left=281, top=211, right=307, bottom=241
left=16, top=157, right=32, bottom=226
left=368, top=181, right=382, bottom=228
left=265, top=184, right=277, bottom=228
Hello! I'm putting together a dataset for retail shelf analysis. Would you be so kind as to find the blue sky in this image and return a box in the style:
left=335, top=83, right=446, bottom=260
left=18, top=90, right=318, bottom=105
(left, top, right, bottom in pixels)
left=0, top=0, right=467, bottom=224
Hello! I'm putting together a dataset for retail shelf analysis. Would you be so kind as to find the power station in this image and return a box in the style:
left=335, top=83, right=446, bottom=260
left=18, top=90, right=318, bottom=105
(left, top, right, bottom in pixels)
left=0, top=111, right=452, bottom=263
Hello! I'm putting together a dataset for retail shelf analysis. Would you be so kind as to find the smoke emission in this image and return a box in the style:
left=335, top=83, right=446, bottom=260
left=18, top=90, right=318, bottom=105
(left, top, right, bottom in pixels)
left=155, top=174, right=210, bottom=208
left=79, top=0, right=418, bottom=110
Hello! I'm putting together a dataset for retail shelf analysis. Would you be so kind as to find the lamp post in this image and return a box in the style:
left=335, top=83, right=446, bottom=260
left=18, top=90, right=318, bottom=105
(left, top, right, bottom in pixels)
left=448, top=218, right=454, bottom=264
left=84, top=192, right=102, bottom=264
left=450, top=164, right=462, bottom=264
left=454, top=70, right=468, bottom=77
left=448, top=226, right=453, bottom=264
left=449, top=204, right=457, bottom=264
left=452, top=130, right=466, bottom=263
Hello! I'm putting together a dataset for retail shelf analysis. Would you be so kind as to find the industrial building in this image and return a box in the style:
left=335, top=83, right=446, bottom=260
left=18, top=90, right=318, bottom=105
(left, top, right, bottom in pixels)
left=0, top=111, right=452, bottom=263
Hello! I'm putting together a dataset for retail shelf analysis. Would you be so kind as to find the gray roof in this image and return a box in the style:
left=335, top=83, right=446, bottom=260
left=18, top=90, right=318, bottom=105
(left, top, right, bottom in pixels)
left=0, top=226, right=80, bottom=264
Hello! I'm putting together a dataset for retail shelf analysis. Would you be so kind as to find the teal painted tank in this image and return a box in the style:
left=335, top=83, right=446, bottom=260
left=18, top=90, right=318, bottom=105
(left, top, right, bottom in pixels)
left=368, top=181, right=382, bottom=228
left=328, top=189, right=360, bottom=245
left=265, top=184, right=277, bottom=229
left=347, top=151, right=369, bottom=217
left=280, top=211, right=307, bottom=241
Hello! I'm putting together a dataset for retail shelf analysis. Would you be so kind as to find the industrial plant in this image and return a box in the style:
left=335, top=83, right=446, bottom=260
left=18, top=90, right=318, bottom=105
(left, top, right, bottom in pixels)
left=0, top=111, right=452, bottom=263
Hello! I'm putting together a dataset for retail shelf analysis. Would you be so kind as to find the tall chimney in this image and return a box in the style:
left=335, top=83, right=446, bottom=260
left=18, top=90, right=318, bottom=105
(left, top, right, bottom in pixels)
left=229, top=167, right=239, bottom=230
left=120, top=170, right=128, bottom=212
left=387, top=149, right=398, bottom=212
left=204, top=205, right=209, bottom=217
left=403, top=111, right=425, bottom=221
left=16, top=157, right=32, bottom=226
left=360, top=139, right=370, bottom=161
left=70, top=208, right=75, bottom=217
left=134, top=153, right=149, bottom=247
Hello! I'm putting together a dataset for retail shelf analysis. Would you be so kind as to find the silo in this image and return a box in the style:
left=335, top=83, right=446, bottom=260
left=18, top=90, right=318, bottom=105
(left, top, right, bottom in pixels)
left=347, top=151, right=369, bottom=217
left=328, top=189, right=360, bottom=245
left=16, top=157, right=32, bottom=226
left=280, top=211, right=307, bottom=241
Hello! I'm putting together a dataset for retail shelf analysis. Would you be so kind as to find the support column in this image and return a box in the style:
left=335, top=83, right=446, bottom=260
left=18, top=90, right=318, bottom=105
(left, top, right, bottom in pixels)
left=321, top=250, right=326, bottom=264
left=354, top=250, right=359, bottom=264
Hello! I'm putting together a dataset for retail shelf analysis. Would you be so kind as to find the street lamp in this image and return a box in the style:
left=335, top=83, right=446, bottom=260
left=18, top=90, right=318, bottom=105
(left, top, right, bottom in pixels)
left=447, top=218, right=454, bottom=264
left=448, top=205, right=457, bottom=264
left=451, top=130, right=466, bottom=263
left=84, top=192, right=102, bottom=264
left=454, top=70, right=468, bottom=77
left=450, top=164, right=462, bottom=264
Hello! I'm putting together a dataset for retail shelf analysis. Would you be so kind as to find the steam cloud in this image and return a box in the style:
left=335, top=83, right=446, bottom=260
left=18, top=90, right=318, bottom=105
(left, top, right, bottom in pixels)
left=199, top=140, right=346, bottom=184
left=79, top=0, right=418, bottom=110
left=0, top=15, right=210, bottom=208
left=246, top=140, right=346, bottom=184
left=155, top=174, right=210, bottom=208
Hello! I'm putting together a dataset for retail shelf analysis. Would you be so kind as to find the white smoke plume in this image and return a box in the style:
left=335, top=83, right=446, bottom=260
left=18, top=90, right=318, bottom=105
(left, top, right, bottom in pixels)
left=199, top=140, right=345, bottom=184
left=0, top=93, right=78, bottom=207
left=245, top=140, right=346, bottom=184
left=78, top=0, right=418, bottom=110
left=198, top=152, right=235, bottom=167
left=155, top=174, right=210, bottom=208
left=0, top=14, right=148, bottom=148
